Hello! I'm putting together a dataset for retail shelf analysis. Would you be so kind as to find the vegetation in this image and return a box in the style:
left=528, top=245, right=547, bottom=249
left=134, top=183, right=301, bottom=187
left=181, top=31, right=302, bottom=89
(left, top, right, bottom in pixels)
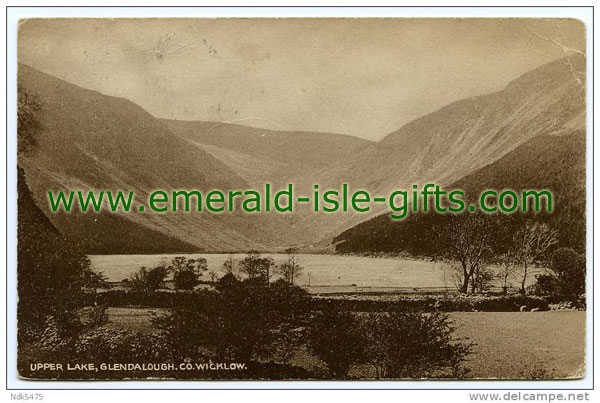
left=17, top=84, right=41, bottom=154
left=276, top=247, right=304, bottom=285
left=435, top=213, right=496, bottom=294
left=335, top=131, right=586, bottom=256
left=511, top=222, right=558, bottom=294
left=154, top=275, right=311, bottom=363
left=125, top=266, right=168, bottom=294
left=238, top=251, right=275, bottom=283
left=528, top=247, right=586, bottom=301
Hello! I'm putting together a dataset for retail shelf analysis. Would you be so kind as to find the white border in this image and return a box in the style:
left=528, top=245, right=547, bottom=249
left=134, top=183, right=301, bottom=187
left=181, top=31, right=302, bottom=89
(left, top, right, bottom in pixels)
left=4, top=5, right=595, bottom=390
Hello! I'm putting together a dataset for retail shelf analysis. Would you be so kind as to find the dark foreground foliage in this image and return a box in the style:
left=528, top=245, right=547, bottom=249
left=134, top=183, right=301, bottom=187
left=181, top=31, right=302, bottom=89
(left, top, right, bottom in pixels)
left=91, top=289, right=560, bottom=312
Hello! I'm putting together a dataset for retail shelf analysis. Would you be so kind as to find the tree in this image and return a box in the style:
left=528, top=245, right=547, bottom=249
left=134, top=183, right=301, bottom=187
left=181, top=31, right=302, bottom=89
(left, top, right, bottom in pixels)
left=471, top=265, right=495, bottom=294
left=498, top=249, right=518, bottom=295
left=435, top=213, right=494, bottom=294
left=82, top=268, right=108, bottom=295
left=126, top=265, right=168, bottom=294
left=223, top=257, right=241, bottom=279
left=17, top=85, right=41, bottom=154
left=207, top=270, right=219, bottom=283
left=17, top=167, right=95, bottom=345
left=193, top=257, right=208, bottom=276
left=528, top=274, right=560, bottom=296
left=173, top=269, right=199, bottom=291
left=167, top=257, right=200, bottom=290
left=308, top=308, right=364, bottom=379
left=512, top=222, right=558, bottom=294
left=238, top=251, right=274, bottom=283
left=277, top=247, right=303, bottom=285
left=549, top=247, right=586, bottom=299
left=168, top=256, right=199, bottom=274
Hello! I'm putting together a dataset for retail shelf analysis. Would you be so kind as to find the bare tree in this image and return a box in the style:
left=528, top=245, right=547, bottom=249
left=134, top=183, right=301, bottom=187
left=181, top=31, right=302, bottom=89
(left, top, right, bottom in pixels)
left=498, top=249, right=518, bottom=296
left=207, top=270, right=219, bottom=283
left=277, top=247, right=303, bottom=285
left=222, top=257, right=241, bottom=280
left=193, top=257, right=208, bottom=276
left=435, top=214, right=493, bottom=294
left=512, top=222, right=558, bottom=294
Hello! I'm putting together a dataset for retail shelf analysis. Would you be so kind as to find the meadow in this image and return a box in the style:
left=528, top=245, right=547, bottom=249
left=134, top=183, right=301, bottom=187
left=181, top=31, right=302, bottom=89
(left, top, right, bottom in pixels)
left=105, top=307, right=584, bottom=379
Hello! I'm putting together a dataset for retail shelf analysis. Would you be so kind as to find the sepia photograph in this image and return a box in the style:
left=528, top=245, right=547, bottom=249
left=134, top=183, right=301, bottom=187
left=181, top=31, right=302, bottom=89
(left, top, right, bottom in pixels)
left=14, top=16, right=587, bottom=382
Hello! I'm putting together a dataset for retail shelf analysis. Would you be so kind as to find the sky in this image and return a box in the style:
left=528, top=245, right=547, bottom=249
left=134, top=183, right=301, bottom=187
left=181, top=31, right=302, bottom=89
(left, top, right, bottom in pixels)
left=18, top=18, right=586, bottom=140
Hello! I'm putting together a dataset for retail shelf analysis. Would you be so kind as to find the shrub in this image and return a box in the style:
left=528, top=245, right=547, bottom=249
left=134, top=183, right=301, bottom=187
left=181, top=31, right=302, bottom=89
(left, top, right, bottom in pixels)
left=311, top=294, right=556, bottom=313
left=550, top=247, right=586, bottom=299
left=173, top=269, right=198, bottom=290
left=74, top=327, right=172, bottom=361
left=360, top=312, right=470, bottom=379
left=125, top=266, right=168, bottom=293
left=527, top=274, right=560, bottom=296
left=154, top=278, right=311, bottom=362
left=307, top=308, right=364, bottom=379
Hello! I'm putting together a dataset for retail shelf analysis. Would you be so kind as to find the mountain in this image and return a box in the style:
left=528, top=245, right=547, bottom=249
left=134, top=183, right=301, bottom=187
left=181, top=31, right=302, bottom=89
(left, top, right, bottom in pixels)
left=318, top=55, right=585, bottom=196
left=17, top=64, right=279, bottom=253
left=161, top=119, right=372, bottom=187
left=307, top=54, right=586, bottom=241
left=333, top=129, right=586, bottom=255
left=17, top=54, right=586, bottom=254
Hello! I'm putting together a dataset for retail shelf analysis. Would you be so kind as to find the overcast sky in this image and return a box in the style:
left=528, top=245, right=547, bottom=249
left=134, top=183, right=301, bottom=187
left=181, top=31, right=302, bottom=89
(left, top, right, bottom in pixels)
left=18, top=18, right=585, bottom=140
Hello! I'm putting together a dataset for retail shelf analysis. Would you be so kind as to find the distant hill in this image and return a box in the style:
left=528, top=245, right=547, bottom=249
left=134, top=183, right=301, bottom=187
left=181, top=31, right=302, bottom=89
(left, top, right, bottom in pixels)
left=162, top=119, right=372, bottom=186
left=333, top=129, right=586, bottom=255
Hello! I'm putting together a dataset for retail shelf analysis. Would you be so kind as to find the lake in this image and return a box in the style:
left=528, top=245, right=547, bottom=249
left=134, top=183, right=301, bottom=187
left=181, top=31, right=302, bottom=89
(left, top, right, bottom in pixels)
left=89, top=253, right=547, bottom=293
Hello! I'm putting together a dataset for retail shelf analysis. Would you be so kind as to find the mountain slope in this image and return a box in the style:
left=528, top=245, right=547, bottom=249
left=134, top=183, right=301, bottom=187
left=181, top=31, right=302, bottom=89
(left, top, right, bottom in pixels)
left=17, top=54, right=586, bottom=253
left=162, top=119, right=372, bottom=186
left=307, top=55, right=586, bottom=241
left=334, top=129, right=586, bottom=255
left=320, top=55, right=585, bottom=196
left=17, top=64, right=280, bottom=253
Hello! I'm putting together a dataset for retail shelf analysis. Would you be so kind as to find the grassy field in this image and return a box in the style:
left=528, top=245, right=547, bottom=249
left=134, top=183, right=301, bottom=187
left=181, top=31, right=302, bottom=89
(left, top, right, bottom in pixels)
left=105, top=308, right=585, bottom=379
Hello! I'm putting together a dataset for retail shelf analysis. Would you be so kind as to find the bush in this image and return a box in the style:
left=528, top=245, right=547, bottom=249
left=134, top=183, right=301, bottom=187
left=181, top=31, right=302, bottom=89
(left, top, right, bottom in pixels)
left=527, top=274, right=560, bottom=296
left=307, top=309, right=470, bottom=379
left=360, top=312, right=470, bottom=379
left=307, top=308, right=364, bottom=379
left=154, top=277, right=311, bottom=362
left=173, top=269, right=198, bottom=290
left=312, top=294, right=557, bottom=312
left=550, top=247, right=586, bottom=299
left=74, top=327, right=172, bottom=361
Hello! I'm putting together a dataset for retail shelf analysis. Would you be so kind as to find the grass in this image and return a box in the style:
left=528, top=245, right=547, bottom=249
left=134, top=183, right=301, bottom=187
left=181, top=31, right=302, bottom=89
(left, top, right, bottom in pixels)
left=449, top=311, right=585, bottom=379
left=105, top=308, right=585, bottom=379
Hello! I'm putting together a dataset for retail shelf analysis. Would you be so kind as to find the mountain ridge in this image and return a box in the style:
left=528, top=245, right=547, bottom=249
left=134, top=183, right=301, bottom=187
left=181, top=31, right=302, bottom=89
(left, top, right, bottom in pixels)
left=16, top=55, right=586, bottom=253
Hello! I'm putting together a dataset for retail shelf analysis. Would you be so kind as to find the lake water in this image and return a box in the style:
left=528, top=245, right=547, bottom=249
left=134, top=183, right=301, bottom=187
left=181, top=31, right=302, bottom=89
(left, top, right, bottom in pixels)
left=89, top=254, right=455, bottom=290
left=89, top=253, right=545, bottom=292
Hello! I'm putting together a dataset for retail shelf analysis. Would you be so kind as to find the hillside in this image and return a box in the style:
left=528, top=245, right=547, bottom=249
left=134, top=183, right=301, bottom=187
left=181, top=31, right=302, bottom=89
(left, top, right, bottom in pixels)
left=334, top=130, right=586, bottom=255
left=17, top=54, right=587, bottom=254
left=17, top=64, right=289, bottom=253
left=319, top=55, right=585, bottom=198
left=297, top=55, right=587, bottom=243
left=162, top=119, right=372, bottom=186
